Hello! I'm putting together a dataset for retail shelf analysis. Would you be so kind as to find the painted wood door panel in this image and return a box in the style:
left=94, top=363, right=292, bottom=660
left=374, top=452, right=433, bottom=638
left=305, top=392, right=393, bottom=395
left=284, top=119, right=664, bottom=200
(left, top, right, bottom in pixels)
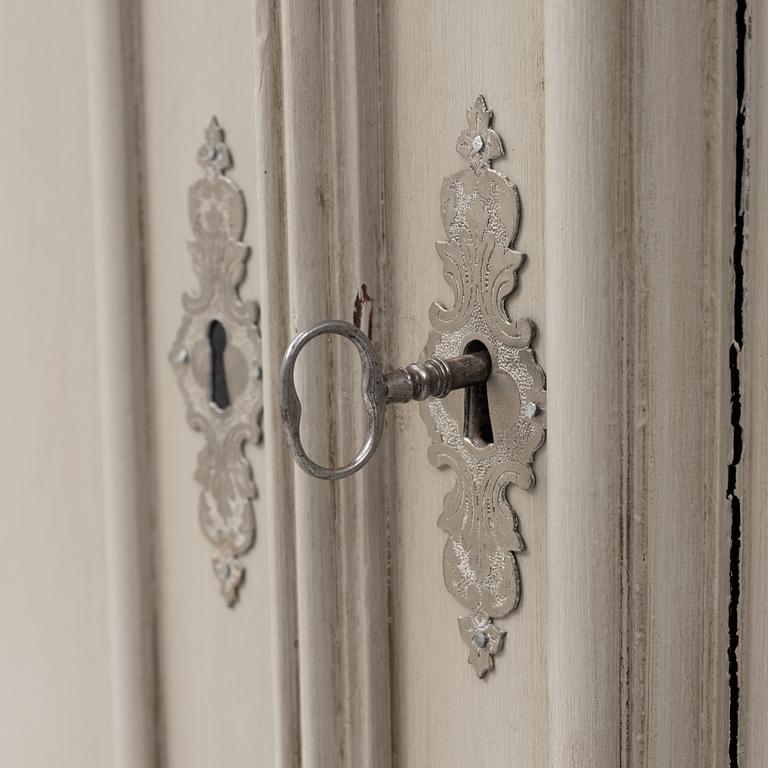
left=2, top=0, right=753, bottom=766
left=0, top=2, right=115, bottom=765
left=139, top=0, right=279, bottom=766
left=380, top=1, right=733, bottom=766
left=140, top=0, right=738, bottom=766
left=381, top=4, right=549, bottom=765
left=740, top=1, right=768, bottom=764
left=358, top=1, right=736, bottom=765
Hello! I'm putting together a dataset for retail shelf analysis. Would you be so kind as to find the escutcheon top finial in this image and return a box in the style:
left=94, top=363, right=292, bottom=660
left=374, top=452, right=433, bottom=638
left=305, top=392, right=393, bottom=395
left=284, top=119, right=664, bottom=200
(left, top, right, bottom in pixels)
left=456, top=95, right=504, bottom=171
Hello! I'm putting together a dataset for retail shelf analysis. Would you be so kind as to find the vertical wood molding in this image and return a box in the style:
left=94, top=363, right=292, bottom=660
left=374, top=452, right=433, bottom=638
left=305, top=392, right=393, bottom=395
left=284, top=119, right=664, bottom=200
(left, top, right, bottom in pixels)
left=252, top=1, right=301, bottom=765
left=627, top=2, right=733, bottom=765
left=741, top=0, right=768, bottom=763
left=276, top=1, right=391, bottom=765
left=269, top=1, right=735, bottom=764
left=84, top=0, right=156, bottom=766
left=278, top=2, right=343, bottom=765
left=544, top=1, right=733, bottom=765
left=543, top=1, right=627, bottom=763
left=324, top=3, right=392, bottom=767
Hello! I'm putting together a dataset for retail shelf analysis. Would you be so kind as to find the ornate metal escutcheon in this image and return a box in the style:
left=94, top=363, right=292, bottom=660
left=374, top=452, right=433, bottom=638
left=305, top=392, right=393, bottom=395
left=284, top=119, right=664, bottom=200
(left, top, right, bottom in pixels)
left=421, top=95, right=546, bottom=677
left=279, top=96, right=546, bottom=677
left=170, top=117, right=263, bottom=606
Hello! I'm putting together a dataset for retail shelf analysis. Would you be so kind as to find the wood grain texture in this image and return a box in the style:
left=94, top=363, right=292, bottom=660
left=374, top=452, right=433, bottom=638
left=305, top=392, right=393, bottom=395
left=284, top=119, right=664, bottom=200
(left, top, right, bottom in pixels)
left=252, top=1, right=301, bottom=765
left=319, top=2, right=393, bottom=766
left=277, top=2, right=343, bottom=765
left=740, top=0, right=767, bottom=763
left=544, top=1, right=625, bottom=763
left=381, top=3, right=549, bottom=766
left=380, top=1, right=733, bottom=765
left=277, top=0, right=392, bottom=765
left=626, top=2, right=733, bottom=765
left=545, top=1, right=733, bottom=764
left=140, top=1, right=737, bottom=765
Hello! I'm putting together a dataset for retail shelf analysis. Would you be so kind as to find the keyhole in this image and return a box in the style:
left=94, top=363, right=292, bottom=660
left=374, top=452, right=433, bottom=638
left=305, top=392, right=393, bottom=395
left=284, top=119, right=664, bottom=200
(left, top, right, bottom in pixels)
left=463, top=340, right=494, bottom=448
left=209, top=320, right=231, bottom=410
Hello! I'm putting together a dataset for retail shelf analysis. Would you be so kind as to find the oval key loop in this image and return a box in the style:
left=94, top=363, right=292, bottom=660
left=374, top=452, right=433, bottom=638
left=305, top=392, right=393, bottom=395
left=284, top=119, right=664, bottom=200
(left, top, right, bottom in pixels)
left=280, top=320, right=387, bottom=480
left=281, top=320, right=492, bottom=480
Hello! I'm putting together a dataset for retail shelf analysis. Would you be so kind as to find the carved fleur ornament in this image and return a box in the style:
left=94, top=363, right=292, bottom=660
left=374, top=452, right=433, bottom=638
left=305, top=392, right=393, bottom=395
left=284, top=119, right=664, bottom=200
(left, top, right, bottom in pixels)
left=169, top=117, right=263, bottom=606
left=420, top=96, right=546, bottom=677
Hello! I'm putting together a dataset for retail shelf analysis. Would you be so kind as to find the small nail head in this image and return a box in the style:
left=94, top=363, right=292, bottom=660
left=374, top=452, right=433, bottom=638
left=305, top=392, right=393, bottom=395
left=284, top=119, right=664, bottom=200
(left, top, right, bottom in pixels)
left=215, top=561, right=231, bottom=580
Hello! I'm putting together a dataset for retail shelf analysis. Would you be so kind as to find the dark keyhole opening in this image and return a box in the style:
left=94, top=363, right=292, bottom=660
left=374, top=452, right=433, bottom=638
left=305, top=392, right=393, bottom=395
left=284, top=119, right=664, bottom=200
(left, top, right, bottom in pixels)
left=209, top=319, right=231, bottom=410
left=463, top=340, right=494, bottom=448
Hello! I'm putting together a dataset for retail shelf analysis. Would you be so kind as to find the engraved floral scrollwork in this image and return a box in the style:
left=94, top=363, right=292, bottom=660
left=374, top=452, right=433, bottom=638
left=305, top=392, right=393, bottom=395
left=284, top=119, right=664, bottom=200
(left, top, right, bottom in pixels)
left=420, top=96, right=546, bottom=677
left=169, top=117, right=262, bottom=606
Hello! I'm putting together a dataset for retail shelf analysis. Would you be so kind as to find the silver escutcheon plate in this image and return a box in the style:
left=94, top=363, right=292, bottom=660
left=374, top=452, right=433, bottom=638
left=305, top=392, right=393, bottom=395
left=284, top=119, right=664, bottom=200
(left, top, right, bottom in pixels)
left=169, top=117, right=263, bottom=606
left=421, top=96, right=547, bottom=677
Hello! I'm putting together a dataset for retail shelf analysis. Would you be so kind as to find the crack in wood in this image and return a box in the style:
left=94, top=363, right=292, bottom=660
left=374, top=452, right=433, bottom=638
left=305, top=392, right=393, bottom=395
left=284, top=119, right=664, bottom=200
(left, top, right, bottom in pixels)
left=728, top=0, right=748, bottom=763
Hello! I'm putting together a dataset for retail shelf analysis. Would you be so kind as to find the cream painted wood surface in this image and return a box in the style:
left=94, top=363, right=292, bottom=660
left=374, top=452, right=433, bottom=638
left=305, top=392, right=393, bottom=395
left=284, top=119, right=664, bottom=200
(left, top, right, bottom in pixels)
left=382, top=1, right=733, bottom=765
left=85, top=0, right=156, bottom=762
left=0, top=0, right=758, bottom=767
left=381, top=5, right=550, bottom=765
left=741, top=1, right=767, bottom=765
left=0, top=1, right=120, bottom=766
left=0, top=1, right=114, bottom=765
left=139, top=1, right=278, bottom=766
left=620, top=3, right=734, bottom=763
